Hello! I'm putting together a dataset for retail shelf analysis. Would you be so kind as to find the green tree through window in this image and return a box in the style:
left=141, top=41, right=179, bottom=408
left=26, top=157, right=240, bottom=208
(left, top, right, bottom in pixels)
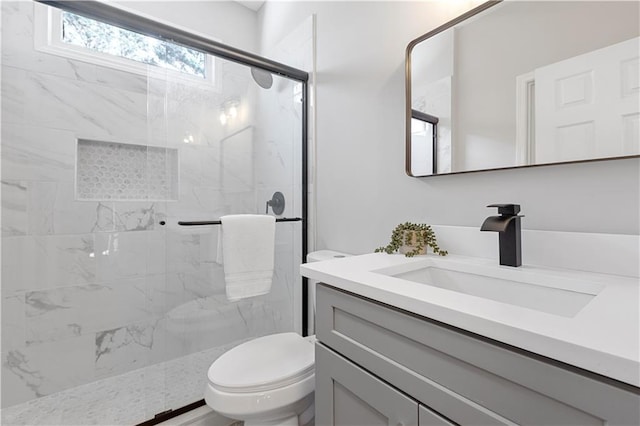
left=61, top=11, right=206, bottom=78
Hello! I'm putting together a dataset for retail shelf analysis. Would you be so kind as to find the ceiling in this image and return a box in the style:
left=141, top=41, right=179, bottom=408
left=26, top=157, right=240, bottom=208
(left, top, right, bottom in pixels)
left=235, top=1, right=265, bottom=12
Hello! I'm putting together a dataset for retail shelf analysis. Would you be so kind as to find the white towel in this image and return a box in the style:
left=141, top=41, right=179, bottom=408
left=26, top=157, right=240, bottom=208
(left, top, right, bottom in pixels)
left=219, top=214, right=275, bottom=301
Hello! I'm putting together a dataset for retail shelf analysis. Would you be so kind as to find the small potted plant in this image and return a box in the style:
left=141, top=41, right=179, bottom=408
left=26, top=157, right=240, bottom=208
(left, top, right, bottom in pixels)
left=375, top=222, right=448, bottom=257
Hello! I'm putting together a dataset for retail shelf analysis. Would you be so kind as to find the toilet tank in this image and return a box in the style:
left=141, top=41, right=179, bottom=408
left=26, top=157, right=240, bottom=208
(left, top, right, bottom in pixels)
left=306, top=250, right=351, bottom=336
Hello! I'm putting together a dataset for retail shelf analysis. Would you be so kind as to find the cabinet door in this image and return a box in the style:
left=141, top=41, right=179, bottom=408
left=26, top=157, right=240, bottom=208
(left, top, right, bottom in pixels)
left=316, top=343, right=418, bottom=426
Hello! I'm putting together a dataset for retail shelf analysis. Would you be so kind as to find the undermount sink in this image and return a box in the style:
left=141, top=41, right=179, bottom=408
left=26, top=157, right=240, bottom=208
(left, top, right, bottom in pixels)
left=374, top=260, right=605, bottom=318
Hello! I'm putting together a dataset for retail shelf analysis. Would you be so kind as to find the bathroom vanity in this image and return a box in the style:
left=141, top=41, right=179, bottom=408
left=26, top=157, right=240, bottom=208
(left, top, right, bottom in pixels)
left=302, top=253, right=640, bottom=425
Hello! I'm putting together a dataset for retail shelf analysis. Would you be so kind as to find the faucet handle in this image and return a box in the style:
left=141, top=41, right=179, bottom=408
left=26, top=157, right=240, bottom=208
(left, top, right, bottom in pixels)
left=487, top=203, right=521, bottom=215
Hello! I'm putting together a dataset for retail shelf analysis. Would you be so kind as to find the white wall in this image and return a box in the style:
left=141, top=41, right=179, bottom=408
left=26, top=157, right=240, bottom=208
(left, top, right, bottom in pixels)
left=114, top=0, right=259, bottom=53
left=258, top=1, right=640, bottom=256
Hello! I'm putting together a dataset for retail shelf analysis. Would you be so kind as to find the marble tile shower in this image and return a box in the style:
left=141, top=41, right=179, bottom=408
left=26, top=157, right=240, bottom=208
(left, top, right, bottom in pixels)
left=1, top=1, right=305, bottom=424
left=76, top=140, right=179, bottom=201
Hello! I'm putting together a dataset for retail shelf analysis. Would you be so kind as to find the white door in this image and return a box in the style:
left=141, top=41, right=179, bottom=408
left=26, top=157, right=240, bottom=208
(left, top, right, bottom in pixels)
left=534, top=37, right=639, bottom=164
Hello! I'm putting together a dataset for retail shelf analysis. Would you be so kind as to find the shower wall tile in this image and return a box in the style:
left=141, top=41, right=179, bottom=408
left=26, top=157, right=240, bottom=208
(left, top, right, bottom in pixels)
left=145, top=231, right=167, bottom=276
left=24, top=278, right=148, bottom=345
left=144, top=94, right=172, bottom=148
left=1, top=66, right=26, bottom=125
left=95, top=232, right=151, bottom=282
left=2, top=294, right=26, bottom=350
left=1, top=3, right=95, bottom=84
left=2, top=49, right=98, bottom=88
left=180, top=268, right=221, bottom=300
left=199, top=146, right=224, bottom=184
left=1, top=351, right=39, bottom=408
left=92, top=67, right=148, bottom=94
left=165, top=231, right=201, bottom=275
left=15, top=70, right=148, bottom=144
left=2, top=50, right=97, bottom=86
left=220, top=61, right=253, bottom=101
left=1, top=237, right=30, bottom=295
left=27, top=181, right=58, bottom=235
left=0, top=179, right=60, bottom=237
left=1, top=334, right=95, bottom=408
left=3, top=37, right=148, bottom=95
left=25, top=284, right=108, bottom=345
left=199, top=228, right=220, bottom=265
left=1, top=234, right=96, bottom=294
left=255, top=132, right=295, bottom=189
left=52, top=199, right=161, bottom=236
left=94, top=319, right=158, bottom=379
left=221, top=128, right=254, bottom=192
left=1, top=123, right=75, bottom=182
left=179, top=145, right=216, bottom=188
left=165, top=187, right=228, bottom=220
left=144, top=274, right=175, bottom=316
left=1, top=180, right=28, bottom=236
left=53, top=194, right=115, bottom=235
left=223, top=191, right=257, bottom=214
left=171, top=188, right=258, bottom=222
left=0, top=2, right=32, bottom=50
left=113, top=202, right=164, bottom=232
left=93, top=279, right=150, bottom=329
left=144, top=270, right=223, bottom=321
left=146, top=78, right=226, bottom=149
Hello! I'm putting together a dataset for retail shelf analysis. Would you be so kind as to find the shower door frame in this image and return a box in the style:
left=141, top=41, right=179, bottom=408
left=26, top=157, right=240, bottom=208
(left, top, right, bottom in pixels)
left=35, top=1, right=311, bottom=423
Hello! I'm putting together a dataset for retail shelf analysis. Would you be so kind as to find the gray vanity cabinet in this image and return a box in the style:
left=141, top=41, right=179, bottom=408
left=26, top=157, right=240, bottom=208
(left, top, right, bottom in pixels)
left=316, top=343, right=454, bottom=426
left=315, top=283, right=640, bottom=426
left=316, top=343, right=418, bottom=426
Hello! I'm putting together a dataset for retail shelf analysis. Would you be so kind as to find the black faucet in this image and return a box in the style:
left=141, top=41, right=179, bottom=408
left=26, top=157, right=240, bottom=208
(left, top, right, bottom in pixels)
left=480, top=204, right=523, bottom=267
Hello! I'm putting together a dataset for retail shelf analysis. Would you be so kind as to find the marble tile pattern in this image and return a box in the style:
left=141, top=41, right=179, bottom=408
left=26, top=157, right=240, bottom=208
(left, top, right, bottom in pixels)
left=0, top=341, right=247, bottom=426
left=76, top=139, right=179, bottom=201
left=1, top=0, right=305, bottom=420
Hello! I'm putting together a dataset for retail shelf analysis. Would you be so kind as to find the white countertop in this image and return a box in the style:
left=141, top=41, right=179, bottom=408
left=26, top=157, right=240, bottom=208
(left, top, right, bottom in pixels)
left=301, top=253, right=640, bottom=387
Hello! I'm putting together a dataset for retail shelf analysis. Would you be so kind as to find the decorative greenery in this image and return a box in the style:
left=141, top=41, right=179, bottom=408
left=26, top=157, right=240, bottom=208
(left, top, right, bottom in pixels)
left=375, top=222, right=448, bottom=257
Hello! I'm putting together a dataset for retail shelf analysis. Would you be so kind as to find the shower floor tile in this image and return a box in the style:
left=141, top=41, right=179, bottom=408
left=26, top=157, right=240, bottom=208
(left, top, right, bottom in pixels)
left=0, top=341, right=243, bottom=426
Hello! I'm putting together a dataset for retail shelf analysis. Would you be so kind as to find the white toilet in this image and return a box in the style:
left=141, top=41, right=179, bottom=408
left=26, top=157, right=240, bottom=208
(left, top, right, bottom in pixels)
left=204, top=250, right=350, bottom=426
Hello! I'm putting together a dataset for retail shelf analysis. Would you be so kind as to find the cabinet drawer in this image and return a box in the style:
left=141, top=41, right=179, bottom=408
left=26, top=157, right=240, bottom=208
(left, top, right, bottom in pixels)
left=316, top=343, right=419, bottom=426
left=317, top=343, right=457, bottom=426
left=316, top=284, right=640, bottom=426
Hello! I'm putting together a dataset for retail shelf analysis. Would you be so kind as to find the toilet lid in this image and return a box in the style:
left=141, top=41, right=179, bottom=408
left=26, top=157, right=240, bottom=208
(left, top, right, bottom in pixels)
left=207, top=332, right=315, bottom=393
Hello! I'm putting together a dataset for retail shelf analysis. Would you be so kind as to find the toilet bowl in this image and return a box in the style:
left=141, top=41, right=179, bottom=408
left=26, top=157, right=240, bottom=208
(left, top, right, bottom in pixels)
left=204, top=250, right=351, bottom=425
left=205, top=332, right=316, bottom=426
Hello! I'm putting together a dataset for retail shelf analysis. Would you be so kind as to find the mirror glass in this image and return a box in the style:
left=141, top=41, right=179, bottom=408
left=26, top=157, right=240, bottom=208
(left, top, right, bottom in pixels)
left=407, top=1, right=640, bottom=176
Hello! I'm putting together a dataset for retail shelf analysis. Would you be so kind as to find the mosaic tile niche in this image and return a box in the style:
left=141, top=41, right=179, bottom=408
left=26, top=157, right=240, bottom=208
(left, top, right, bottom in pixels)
left=76, top=139, right=179, bottom=201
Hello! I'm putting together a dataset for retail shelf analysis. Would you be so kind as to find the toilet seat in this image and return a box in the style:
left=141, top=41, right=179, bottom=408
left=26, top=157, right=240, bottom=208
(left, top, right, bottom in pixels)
left=207, top=332, right=314, bottom=393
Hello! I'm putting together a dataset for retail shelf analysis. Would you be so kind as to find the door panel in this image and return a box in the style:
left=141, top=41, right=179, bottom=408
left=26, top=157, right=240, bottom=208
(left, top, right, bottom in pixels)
left=535, top=37, right=640, bottom=163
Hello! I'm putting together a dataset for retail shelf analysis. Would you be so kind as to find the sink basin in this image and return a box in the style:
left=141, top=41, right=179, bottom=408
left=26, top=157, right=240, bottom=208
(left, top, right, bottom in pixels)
left=375, top=261, right=605, bottom=317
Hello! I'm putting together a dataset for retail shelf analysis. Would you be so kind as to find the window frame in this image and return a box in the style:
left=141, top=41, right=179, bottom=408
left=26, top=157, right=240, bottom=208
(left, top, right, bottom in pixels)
left=34, top=2, right=216, bottom=85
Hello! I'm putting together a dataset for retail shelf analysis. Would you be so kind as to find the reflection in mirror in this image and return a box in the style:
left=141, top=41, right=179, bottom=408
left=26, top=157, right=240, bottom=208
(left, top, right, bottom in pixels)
left=406, top=1, right=640, bottom=177
left=411, top=110, right=438, bottom=176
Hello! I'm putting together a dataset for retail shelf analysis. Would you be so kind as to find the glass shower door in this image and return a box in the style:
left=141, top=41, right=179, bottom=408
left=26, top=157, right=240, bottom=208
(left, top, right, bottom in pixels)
left=146, top=55, right=304, bottom=414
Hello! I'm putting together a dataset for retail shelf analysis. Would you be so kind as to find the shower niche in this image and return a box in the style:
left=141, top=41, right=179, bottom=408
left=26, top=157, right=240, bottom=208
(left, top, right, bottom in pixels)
left=76, top=139, right=179, bottom=201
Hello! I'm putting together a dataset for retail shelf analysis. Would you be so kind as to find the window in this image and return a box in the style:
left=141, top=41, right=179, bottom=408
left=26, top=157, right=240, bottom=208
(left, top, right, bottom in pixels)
left=35, top=4, right=214, bottom=83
